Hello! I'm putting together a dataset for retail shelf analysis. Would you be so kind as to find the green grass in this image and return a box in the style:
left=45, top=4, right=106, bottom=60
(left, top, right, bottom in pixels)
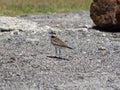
left=0, top=0, right=92, bottom=16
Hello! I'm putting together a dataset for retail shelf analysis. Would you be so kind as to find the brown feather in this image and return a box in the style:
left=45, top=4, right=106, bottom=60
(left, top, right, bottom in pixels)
left=51, top=36, right=72, bottom=49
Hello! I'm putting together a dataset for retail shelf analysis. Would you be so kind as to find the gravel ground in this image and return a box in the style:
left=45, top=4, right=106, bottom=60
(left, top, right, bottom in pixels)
left=0, top=10, right=120, bottom=90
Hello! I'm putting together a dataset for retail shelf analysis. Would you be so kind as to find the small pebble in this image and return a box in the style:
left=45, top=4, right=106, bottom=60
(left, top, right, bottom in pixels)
left=82, top=28, right=88, bottom=32
left=83, top=51, right=87, bottom=54
left=98, top=47, right=106, bottom=50
left=102, top=33, right=106, bottom=37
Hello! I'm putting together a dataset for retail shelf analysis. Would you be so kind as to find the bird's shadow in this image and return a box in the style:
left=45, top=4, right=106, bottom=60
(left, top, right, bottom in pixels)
left=92, top=26, right=120, bottom=32
left=47, top=56, right=70, bottom=61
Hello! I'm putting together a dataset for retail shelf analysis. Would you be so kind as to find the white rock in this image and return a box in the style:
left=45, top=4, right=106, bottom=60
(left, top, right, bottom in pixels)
left=0, top=16, right=38, bottom=31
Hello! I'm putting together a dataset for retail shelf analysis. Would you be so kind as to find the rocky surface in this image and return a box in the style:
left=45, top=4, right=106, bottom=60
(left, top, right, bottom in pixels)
left=90, top=0, right=120, bottom=28
left=0, top=10, right=120, bottom=90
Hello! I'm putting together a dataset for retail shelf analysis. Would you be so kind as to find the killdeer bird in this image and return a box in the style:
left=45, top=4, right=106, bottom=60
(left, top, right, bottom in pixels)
left=49, top=31, right=72, bottom=57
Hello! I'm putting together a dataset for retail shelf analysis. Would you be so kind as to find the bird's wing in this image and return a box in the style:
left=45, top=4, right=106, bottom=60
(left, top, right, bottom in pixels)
left=52, top=37, right=69, bottom=48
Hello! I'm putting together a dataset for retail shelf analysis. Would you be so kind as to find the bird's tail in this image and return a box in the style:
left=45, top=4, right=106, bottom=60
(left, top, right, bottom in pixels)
left=67, top=46, right=73, bottom=49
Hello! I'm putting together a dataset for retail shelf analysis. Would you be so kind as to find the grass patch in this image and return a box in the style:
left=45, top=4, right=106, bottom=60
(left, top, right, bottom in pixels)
left=0, top=0, right=92, bottom=16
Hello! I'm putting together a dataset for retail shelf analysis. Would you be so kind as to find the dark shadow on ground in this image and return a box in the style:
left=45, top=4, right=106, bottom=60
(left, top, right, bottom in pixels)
left=47, top=56, right=70, bottom=61
left=92, top=26, right=120, bottom=33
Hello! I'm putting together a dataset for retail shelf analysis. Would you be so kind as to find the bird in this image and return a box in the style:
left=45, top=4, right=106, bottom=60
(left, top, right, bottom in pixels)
left=49, top=31, right=72, bottom=57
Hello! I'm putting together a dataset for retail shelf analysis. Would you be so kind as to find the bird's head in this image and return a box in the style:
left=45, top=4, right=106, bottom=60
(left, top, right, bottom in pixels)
left=49, top=31, right=56, bottom=38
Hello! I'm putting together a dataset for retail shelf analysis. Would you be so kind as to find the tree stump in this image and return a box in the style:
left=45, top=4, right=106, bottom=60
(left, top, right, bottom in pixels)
left=90, top=0, right=120, bottom=28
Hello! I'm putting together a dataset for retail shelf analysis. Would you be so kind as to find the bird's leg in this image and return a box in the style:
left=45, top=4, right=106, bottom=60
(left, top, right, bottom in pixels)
left=55, top=47, right=57, bottom=57
left=59, top=48, right=61, bottom=58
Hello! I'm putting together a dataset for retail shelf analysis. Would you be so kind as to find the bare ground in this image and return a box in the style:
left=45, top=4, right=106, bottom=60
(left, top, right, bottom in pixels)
left=0, top=10, right=120, bottom=90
